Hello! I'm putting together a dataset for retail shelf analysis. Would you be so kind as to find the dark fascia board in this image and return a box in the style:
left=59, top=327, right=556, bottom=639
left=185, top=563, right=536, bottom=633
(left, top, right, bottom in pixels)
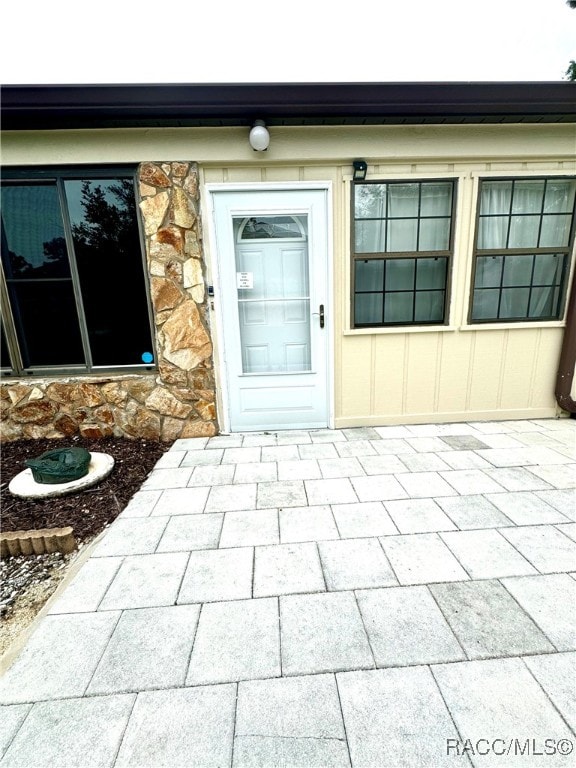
left=2, top=82, right=576, bottom=130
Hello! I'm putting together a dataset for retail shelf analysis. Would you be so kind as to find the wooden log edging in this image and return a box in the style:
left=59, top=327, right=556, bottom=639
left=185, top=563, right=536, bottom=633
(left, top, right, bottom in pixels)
left=0, top=527, right=77, bottom=558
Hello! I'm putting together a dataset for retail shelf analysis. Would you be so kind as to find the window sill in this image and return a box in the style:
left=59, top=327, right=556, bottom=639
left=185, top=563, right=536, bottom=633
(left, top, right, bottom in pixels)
left=343, top=320, right=566, bottom=335
left=459, top=320, right=566, bottom=331
left=343, top=325, right=456, bottom=336
left=0, top=368, right=156, bottom=381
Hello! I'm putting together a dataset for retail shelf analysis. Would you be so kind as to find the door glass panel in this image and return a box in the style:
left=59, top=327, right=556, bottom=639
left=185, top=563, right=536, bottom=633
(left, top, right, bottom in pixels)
left=238, top=216, right=305, bottom=239
left=234, top=215, right=311, bottom=374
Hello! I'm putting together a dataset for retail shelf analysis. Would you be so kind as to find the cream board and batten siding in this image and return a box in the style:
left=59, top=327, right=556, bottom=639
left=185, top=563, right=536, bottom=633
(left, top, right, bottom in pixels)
left=339, top=162, right=575, bottom=427
left=2, top=123, right=575, bottom=426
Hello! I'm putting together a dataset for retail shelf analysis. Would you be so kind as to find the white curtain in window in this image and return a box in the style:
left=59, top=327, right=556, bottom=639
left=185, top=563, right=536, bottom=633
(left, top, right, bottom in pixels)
left=419, top=218, right=450, bottom=251
left=357, top=213, right=450, bottom=253
left=387, top=187, right=416, bottom=251
left=478, top=180, right=570, bottom=318
left=528, top=255, right=564, bottom=317
left=478, top=183, right=512, bottom=249
left=475, top=254, right=564, bottom=319
left=354, top=184, right=451, bottom=324
left=355, top=186, right=386, bottom=253
left=512, top=181, right=544, bottom=213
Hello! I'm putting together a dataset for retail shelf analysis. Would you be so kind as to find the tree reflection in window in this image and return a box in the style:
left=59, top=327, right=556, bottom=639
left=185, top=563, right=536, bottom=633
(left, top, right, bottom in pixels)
left=1, top=171, right=154, bottom=372
left=65, top=178, right=151, bottom=366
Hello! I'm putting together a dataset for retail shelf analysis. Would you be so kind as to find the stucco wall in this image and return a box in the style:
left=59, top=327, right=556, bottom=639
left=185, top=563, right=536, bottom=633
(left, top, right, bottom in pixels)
left=2, top=123, right=575, bottom=433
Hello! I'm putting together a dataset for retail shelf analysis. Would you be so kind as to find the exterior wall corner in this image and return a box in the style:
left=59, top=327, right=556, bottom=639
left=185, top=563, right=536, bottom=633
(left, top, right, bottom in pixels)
left=0, top=161, right=218, bottom=443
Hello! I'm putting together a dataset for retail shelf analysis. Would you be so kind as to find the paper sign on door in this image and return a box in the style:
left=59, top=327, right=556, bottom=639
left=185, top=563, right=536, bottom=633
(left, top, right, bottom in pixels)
left=237, top=272, right=253, bottom=289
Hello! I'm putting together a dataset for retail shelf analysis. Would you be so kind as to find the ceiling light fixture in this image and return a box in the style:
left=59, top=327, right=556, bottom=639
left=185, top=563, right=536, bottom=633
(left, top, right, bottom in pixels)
left=249, top=120, right=270, bottom=151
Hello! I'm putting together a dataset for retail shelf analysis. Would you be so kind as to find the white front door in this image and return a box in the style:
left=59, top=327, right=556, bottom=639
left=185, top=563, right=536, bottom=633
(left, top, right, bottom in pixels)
left=210, top=187, right=330, bottom=431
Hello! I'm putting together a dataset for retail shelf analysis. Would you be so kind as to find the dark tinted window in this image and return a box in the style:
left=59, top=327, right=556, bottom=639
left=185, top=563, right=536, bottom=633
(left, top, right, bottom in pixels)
left=1, top=170, right=154, bottom=373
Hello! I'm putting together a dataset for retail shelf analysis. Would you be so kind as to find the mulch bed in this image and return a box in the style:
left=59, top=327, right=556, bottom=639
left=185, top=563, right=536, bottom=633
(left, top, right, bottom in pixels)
left=1, top=436, right=167, bottom=544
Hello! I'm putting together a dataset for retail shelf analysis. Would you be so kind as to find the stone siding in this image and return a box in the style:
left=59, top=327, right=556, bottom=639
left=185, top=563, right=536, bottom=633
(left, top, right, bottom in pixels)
left=0, top=162, right=217, bottom=442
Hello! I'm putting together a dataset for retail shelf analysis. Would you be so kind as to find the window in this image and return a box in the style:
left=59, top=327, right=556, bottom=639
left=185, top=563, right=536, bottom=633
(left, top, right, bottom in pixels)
left=238, top=216, right=306, bottom=240
left=1, top=168, right=155, bottom=375
left=470, top=177, right=576, bottom=322
left=352, top=180, right=455, bottom=327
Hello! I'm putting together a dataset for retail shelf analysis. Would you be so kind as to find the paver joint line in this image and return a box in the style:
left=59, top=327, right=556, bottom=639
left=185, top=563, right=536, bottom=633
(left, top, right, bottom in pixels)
left=1, top=419, right=574, bottom=768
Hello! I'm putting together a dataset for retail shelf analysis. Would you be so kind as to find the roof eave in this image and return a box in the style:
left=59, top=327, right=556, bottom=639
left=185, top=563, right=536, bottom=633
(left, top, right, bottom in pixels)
left=2, top=82, right=575, bottom=130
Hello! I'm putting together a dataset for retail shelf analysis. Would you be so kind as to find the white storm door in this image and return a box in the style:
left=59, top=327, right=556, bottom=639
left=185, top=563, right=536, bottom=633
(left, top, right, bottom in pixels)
left=211, top=188, right=330, bottom=431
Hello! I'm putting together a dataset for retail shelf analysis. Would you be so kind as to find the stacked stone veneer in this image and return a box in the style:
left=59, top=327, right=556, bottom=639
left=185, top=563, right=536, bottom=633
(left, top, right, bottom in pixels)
left=0, top=162, right=217, bottom=442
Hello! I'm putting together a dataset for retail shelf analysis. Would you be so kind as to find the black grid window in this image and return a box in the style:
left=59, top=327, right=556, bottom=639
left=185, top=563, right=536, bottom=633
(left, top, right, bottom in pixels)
left=1, top=168, right=155, bottom=376
left=471, top=178, right=576, bottom=322
left=352, top=180, right=456, bottom=327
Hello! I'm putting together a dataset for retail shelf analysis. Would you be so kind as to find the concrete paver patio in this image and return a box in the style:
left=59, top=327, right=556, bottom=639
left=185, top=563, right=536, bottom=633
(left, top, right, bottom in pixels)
left=0, top=418, right=575, bottom=767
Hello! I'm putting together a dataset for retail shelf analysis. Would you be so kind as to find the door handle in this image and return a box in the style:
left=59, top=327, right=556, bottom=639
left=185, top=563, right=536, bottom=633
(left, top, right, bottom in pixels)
left=312, top=304, right=325, bottom=328
left=319, top=304, right=325, bottom=328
